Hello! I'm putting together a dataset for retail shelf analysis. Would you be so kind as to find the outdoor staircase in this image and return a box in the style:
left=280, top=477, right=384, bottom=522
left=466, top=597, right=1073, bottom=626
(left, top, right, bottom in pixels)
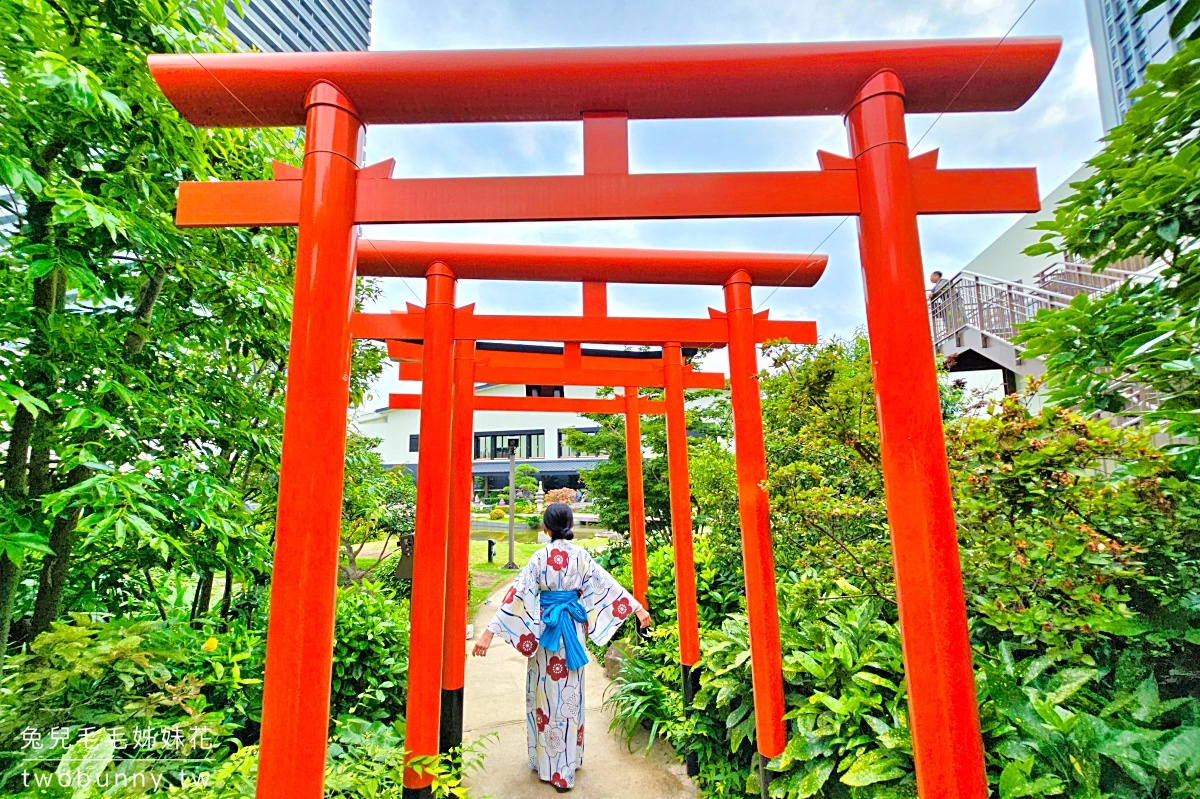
left=929, top=258, right=1162, bottom=423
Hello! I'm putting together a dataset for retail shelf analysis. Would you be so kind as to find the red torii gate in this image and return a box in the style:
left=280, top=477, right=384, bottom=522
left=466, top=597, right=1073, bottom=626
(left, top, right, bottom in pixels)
left=149, top=37, right=1059, bottom=799
left=384, top=337, right=728, bottom=766
left=356, top=267, right=820, bottom=779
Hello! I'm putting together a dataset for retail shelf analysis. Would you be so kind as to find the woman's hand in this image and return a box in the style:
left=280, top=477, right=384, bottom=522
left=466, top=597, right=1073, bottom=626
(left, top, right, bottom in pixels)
left=472, top=629, right=494, bottom=657
left=635, top=607, right=652, bottom=629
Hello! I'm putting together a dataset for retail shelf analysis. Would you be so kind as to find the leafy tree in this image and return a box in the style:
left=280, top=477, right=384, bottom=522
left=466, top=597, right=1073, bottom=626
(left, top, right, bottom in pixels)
left=564, top=384, right=726, bottom=544
left=0, top=0, right=385, bottom=649
left=1019, top=40, right=1200, bottom=474
left=755, top=336, right=966, bottom=595
left=339, top=434, right=416, bottom=585
left=514, top=463, right=539, bottom=498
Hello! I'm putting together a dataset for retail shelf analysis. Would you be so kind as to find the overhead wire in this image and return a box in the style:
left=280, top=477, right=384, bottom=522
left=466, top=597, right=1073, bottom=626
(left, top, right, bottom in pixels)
left=752, top=0, right=1041, bottom=315
left=747, top=0, right=1043, bottom=462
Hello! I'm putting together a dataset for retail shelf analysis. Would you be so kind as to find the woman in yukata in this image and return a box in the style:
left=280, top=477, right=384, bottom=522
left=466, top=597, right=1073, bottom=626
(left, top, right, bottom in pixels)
left=472, top=503, right=651, bottom=793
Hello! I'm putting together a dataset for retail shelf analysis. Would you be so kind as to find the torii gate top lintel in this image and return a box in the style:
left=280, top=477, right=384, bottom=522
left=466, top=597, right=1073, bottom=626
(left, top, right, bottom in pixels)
left=149, top=37, right=1061, bottom=128
left=357, top=238, right=828, bottom=287
left=154, top=40, right=1054, bottom=230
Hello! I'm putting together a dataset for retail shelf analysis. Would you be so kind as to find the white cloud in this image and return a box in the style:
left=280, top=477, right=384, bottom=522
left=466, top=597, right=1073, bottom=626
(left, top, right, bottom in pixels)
left=359, top=0, right=1101, bottom=391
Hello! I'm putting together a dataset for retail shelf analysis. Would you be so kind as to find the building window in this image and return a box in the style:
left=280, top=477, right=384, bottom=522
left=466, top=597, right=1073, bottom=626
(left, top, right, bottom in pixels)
left=475, top=429, right=546, bottom=459
left=526, top=384, right=565, bottom=398
left=558, top=427, right=601, bottom=458
left=409, top=434, right=420, bottom=452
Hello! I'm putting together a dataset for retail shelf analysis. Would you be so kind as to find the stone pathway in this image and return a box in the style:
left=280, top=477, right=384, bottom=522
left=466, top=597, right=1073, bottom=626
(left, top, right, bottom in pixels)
left=462, top=581, right=698, bottom=799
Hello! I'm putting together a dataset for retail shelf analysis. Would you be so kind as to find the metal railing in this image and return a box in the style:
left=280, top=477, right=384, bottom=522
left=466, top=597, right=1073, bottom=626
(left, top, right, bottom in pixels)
left=929, top=270, right=1074, bottom=348
left=930, top=259, right=1162, bottom=350
left=929, top=258, right=1168, bottom=427
left=1032, top=256, right=1153, bottom=298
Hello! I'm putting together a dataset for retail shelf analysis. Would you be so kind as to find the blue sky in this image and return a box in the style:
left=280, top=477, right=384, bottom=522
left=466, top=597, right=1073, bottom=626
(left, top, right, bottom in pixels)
left=358, top=0, right=1104, bottom=405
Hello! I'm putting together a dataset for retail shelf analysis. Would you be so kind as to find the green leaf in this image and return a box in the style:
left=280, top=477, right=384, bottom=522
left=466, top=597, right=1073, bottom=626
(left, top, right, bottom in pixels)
left=1155, top=217, right=1181, bottom=242
left=999, top=761, right=1030, bottom=799
left=56, top=729, right=115, bottom=792
left=1043, top=668, right=1096, bottom=705
left=840, top=749, right=906, bottom=786
left=0, top=383, right=48, bottom=419
left=1131, top=329, right=1175, bottom=357
left=796, top=759, right=835, bottom=798
left=1156, top=728, right=1200, bottom=774
left=1135, top=0, right=1171, bottom=17
left=1023, top=241, right=1060, bottom=256
left=1169, top=0, right=1200, bottom=39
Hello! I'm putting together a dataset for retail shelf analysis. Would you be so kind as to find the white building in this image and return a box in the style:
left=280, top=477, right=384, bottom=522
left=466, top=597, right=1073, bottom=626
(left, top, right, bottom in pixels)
left=933, top=163, right=1157, bottom=404
left=1084, top=0, right=1189, bottom=132
left=929, top=167, right=1091, bottom=395
left=961, top=165, right=1093, bottom=284
left=357, top=382, right=608, bottom=493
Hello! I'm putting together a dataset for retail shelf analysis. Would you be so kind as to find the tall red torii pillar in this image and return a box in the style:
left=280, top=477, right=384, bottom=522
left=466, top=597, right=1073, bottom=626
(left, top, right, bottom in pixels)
left=151, top=36, right=1060, bottom=799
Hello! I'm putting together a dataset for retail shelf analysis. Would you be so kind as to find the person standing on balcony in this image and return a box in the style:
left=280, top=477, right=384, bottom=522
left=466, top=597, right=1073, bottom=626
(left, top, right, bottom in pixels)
left=928, top=270, right=950, bottom=300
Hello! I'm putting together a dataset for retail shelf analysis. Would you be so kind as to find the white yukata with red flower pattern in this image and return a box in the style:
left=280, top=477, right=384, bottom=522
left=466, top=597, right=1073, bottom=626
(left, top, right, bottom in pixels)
left=485, top=540, right=641, bottom=789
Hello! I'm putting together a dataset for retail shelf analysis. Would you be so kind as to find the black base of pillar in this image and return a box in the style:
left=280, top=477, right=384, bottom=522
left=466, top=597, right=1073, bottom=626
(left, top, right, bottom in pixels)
left=758, top=753, right=778, bottom=799
left=682, top=664, right=701, bottom=777
left=439, top=687, right=464, bottom=756
left=402, top=787, right=432, bottom=799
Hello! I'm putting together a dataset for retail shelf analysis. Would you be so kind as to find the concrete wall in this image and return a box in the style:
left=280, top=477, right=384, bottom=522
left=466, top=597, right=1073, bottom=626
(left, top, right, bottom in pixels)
left=961, top=165, right=1093, bottom=283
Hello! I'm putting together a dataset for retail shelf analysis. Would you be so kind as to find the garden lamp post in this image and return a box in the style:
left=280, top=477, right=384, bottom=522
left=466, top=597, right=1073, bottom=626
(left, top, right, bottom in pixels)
left=505, top=436, right=519, bottom=569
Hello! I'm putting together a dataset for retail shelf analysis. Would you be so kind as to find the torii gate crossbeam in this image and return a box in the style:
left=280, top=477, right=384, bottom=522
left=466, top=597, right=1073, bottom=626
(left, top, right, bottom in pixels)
left=148, top=37, right=1061, bottom=799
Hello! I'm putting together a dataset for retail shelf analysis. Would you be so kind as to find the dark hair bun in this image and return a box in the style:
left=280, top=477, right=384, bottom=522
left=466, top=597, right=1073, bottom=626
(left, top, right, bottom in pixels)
left=543, top=504, right=574, bottom=541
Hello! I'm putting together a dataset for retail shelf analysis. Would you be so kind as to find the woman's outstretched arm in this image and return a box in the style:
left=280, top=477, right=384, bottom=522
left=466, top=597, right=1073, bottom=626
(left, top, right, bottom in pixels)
left=475, top=555, right=542, bottom=657
left=581, top=550, right=652, bottom=646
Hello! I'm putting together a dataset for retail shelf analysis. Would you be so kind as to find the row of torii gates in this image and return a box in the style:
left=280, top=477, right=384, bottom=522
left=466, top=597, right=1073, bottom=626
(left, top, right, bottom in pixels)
left=149, top=36, right=1060, bottom=799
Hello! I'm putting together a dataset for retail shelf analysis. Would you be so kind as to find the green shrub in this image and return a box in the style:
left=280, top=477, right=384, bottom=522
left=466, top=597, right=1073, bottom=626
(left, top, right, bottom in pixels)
left=591, top=539, right=629, bottom=576
left=948, top=397, right=1200, bottom=653
left=0, top=616, right=248, bottom=789
left=615, top=563, right=1200, bottom=798
left=489, top=507, right=506, bottom=521
left=373, top=551, right=413, bottom=600
left=602, top=348, right=1200, bottom=799
left=978, top=644, right=1200, bottom=798
left=331, top=583, right=410, bottom=724
left=605, top=648, right=678, bottom=752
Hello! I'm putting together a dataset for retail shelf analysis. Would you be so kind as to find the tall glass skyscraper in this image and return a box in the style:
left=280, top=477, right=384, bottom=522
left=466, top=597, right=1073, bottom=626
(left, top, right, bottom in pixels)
left=1084, top=0, right=1188, bottom=131
left=227, top=0, right=372, bottom=53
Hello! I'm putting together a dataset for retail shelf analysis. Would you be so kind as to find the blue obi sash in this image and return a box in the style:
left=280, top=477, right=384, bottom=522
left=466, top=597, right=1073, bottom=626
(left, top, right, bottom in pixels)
left=539, top=590, right=589, bottom=671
